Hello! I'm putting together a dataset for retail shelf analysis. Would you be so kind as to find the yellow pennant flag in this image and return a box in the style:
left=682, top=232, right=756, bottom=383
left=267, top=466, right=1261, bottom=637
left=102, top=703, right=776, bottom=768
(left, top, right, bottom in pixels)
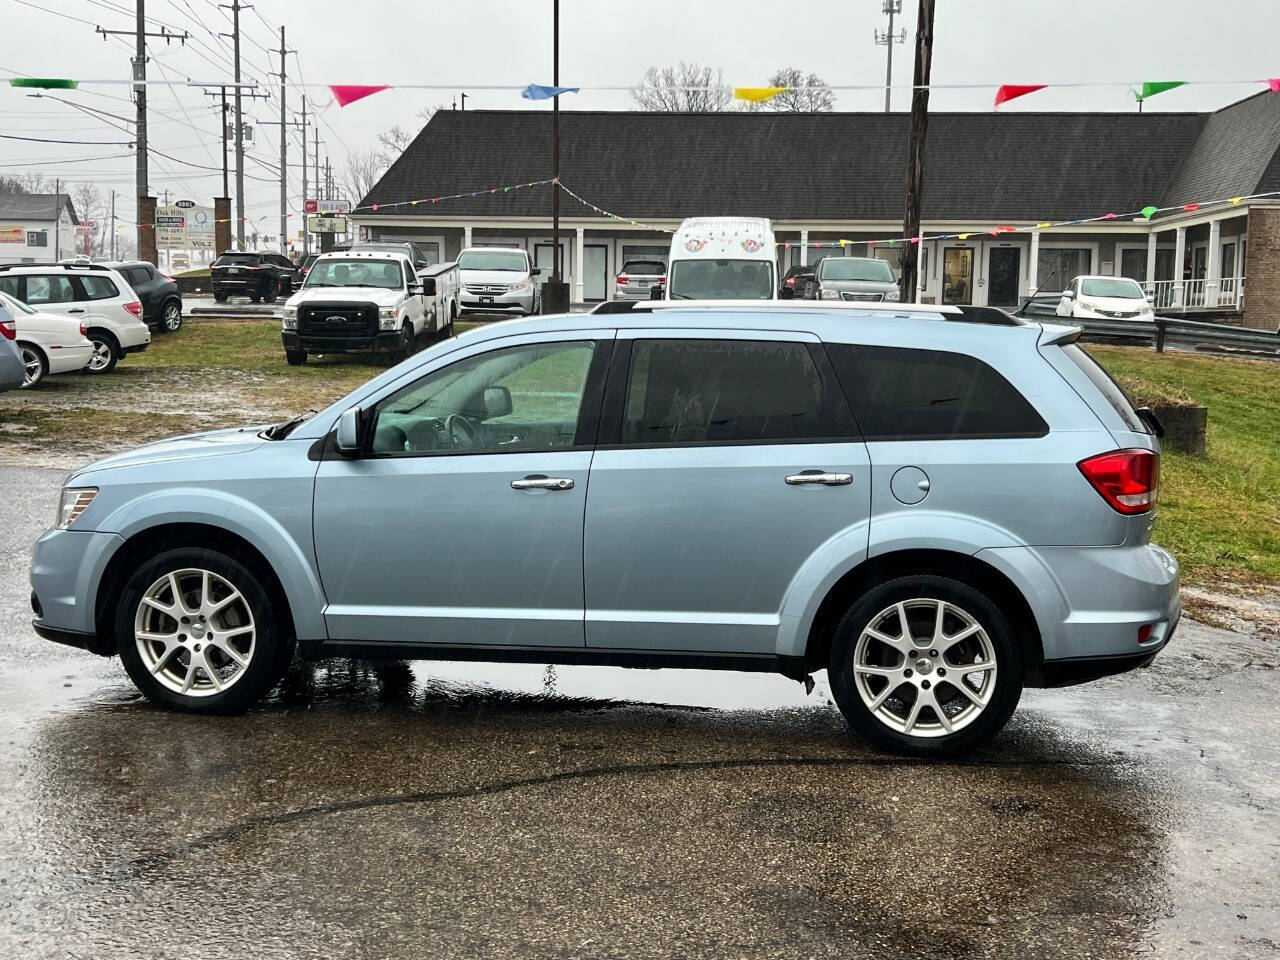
left=734, top=86, right=787, bottom=103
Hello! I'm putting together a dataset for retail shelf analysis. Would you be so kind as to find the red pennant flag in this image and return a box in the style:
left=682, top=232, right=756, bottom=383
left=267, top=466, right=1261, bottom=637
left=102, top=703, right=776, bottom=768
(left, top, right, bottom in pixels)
left=994, top=84, right=1048, bottom=108
left=1183, top=202, right=1200, bottom=212
left=1269, top=78, right=1280, bottom=93
left=330, top=84, right=391, bottom=107
left=1102, top=212, right=1118, bottom=220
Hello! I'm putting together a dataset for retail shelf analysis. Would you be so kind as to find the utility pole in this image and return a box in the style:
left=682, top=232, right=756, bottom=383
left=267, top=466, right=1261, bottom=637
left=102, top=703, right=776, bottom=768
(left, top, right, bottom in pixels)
left=207, top=82, right=266, bottom=253
left=552, top=0, right=560, bottom=281
left=299, top=96, right=308, bottom=255
left=92, top=7, right=186, bottom=265
left=874, top=0, right=906, bottom=113
left=219, top=0, right=249, bottom=249
left=899, top=0, right=935, bottom=303
left=109, top=189, right=116, bottom=260
left=277, top=25, right=289, bottom=255
left=313, top=126, right=320, bottom=211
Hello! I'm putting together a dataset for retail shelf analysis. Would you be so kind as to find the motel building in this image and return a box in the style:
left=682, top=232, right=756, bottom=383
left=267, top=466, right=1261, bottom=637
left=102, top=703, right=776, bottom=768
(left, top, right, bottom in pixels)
left=353, top=91, right=1280, bottom=330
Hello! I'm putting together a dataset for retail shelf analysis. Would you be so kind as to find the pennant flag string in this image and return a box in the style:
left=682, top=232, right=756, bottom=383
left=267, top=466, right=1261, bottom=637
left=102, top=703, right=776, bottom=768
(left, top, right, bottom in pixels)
left=329, top=84, right=391, bottom=107
left=734, top=86, right=788, bottom=103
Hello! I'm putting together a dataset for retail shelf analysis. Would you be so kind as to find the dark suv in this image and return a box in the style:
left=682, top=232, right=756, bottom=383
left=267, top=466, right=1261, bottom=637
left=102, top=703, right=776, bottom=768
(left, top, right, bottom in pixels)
left=107, top=261, right=183, bottom=333
left=210, top=251, right=300, bottom=304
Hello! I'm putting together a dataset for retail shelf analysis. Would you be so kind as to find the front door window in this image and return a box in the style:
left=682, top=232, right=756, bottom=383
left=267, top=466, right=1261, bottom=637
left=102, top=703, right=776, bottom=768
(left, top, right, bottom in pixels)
left=986, top=247, right=1021, bottom=307
left=942, top=248, right=973, bottom=305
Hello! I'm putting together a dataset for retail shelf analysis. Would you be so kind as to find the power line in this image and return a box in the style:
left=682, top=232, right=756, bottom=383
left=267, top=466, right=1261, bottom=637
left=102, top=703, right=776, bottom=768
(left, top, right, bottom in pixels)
left=0, top=132, right=133, bottom=145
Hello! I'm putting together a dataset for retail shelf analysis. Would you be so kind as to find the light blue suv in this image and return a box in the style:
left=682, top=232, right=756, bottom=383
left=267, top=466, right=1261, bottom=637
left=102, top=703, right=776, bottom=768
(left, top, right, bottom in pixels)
left=29, top=303, right=1180, bottom=756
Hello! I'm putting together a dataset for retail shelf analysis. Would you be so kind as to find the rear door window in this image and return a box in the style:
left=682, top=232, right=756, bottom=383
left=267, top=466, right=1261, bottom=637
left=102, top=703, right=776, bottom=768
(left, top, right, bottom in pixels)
left=24, top=275, right=78, bottom=305
left=0, top=277, right=20, bottom=298
left=826, top=344, right=1048, bottom=440
left=78, top=275, right=120, bottom=301
left=618, top=339, right=857, bottom=445
left=215, top=253, right=261, bottom=267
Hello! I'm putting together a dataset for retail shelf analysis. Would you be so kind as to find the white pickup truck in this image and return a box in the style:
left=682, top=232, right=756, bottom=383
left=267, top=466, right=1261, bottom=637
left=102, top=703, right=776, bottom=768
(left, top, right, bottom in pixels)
left=280, top=251, right=456, bottom=365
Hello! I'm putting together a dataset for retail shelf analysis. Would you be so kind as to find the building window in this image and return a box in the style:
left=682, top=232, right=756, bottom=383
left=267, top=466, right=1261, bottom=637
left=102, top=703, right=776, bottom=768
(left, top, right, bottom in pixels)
left=1036, top=248, right=1091, bottom=291
left=26, top=231, right=48, bottom=247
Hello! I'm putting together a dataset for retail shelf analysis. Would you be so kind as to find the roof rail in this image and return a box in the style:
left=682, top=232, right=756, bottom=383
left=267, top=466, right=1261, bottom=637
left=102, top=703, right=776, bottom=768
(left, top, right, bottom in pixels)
left=594, top=299, right=963, bottom=315
left=0, top=261, right=112, bottom=273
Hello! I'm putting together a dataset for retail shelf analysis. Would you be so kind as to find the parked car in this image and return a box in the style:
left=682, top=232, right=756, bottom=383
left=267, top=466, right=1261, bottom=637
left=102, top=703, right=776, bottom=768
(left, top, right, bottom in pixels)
left=662, top=217, right=777, bottom=300
left=30, top=301, right=1178, bottom=757
left=350, top=241, right=435, bottom=272
left=280, top=251, right=445, bottom=365
left=457, top=247, right=541, bottom=315
left=1057, top=275, right=1155, bottom=321
left=297, top=253, right=320, bottom=284
left=779, top=264, right=816, bottom=299
left=210, top=251, right=300, bottom=304
left=614, top=259, right=666, bottom=300
left=170, top=253, right=190, bottom=272
left=0, top=302, right=27, bottom=391
left=107, top=260, right=183, bottom=333
left=0, top=262, right=150, bottom=373
left=0, top=291, right=93, bottom=387
left=805, top=256, right=901, bottom=302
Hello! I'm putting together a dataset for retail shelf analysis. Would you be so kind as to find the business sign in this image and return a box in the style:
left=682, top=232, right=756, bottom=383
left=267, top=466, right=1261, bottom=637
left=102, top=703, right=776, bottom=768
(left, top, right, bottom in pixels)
left=155, top=203, right=215, bottom=249
left=0, top=225, right=25, bottom=244
left=307, top=215, right=348, bottom=233
left=305, top=198, right=350, bottom=215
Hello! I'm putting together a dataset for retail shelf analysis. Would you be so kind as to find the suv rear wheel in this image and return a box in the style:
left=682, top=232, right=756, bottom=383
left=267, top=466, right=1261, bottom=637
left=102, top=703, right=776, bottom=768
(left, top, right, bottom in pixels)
left=84, top=330, right=118, bottom=374
left=263, top=279, right=279, bottom=304
left=828, top=575, right=1024, bottom=757
left=160, top=299, right=183, bottom=333
left=115, top=547, right=294, bottom=713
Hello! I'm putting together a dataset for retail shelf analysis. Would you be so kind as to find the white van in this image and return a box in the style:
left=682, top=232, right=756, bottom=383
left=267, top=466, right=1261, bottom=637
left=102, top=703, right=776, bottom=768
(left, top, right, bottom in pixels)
left=662, top=217, right=777, bottom=301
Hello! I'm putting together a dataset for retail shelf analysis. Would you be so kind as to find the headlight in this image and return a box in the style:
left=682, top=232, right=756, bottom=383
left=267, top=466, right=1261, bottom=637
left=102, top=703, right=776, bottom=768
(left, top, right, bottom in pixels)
left=379, top=307, right=400, bottom=330
left=883, top=290, right=901, bottom=302
left=818, top=287, right=841, bottom=300
left=57, top=487, right=97, bottom=530
left=510, top=279, right=531, bottom=292
left=281, top=306, right=297, bottom=330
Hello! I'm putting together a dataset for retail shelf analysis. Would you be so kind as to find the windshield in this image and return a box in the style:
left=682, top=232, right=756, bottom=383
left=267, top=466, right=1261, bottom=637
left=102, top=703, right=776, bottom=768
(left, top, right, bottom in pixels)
left=819, top=258, right=895, bottom=282
left=0, top=292, right=35, bottom=315
left=304, top=258, right=404, bottom=289
left=457, top=250, right=528, bottom=272
left=668, top=259, right=773, bottom=300
left=1081, top=278, right=1145, bottom=299
left=214, top=253, right=260, bottom=266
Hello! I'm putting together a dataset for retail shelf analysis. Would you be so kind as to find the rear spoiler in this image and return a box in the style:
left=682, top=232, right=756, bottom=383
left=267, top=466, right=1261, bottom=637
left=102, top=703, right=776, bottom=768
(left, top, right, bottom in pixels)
left=1037, top=323, right=1082, bottom=346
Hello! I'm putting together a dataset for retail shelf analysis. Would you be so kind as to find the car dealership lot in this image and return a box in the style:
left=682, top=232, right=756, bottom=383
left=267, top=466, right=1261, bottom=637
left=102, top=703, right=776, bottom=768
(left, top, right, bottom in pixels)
left=2, top=463, right=1277, bottom=959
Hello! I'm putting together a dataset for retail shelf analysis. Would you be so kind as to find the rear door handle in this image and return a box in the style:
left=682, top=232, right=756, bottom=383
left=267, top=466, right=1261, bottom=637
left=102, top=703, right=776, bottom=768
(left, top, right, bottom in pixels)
left=67, top=308, right=85, bottom=314
left=785, top=471, right=853, bottom=486
left=511, top=475, right=574, bottom=491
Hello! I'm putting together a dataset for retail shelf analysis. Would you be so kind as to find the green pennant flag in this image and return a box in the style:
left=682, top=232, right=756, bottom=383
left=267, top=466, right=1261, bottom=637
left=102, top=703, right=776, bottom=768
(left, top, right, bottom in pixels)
left=1141, top=205, right=1158, bottom=219
left=1136, top=81, right=1186, bottom=102
left=9, top=77, right=78, bottom=90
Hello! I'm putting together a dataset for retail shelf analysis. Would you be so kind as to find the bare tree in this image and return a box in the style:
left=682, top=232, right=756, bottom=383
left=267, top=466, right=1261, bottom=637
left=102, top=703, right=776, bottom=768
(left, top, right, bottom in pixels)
left=342, top=149, right=389, bottom=206
left=0, top=171, right=52, bottom=194
left=631, top=62, right=732, bottom=112
left=741, top=67, right=835, bottom=112
left=72, top=182, right=104, bottom=254
left=377, top=105, right=442, bottom=163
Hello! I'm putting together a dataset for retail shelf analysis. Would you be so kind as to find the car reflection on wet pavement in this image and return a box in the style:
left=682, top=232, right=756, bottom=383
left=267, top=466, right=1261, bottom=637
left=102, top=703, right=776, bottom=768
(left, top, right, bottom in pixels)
left=1, top=465, right=1277, bottom=959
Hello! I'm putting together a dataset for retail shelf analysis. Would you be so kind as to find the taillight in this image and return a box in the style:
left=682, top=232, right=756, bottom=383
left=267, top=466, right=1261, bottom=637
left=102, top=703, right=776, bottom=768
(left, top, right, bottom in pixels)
left=785, top=276, right=796, bottom=287
left=1078, top=449, right=1159, bottom=515
left=656, top=276, right=666, bottom=285
left=124, top=301, right=143, bottom=317
left=617, top=274, right=630, bottom=285
left=0, top=319, right=14, bottom=341
left=79, top=322, right=87, bottom=337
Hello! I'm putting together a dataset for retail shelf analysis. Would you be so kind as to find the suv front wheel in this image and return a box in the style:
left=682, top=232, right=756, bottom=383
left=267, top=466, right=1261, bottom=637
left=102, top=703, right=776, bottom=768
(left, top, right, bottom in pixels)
left=115, top=547, right=294, bottom=713
left=828, top=575, right=1024, bottom=757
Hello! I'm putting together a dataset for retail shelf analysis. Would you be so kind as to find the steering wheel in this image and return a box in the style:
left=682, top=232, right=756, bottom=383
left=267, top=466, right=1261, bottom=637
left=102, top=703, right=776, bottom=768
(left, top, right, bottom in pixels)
left=444, top=413, right=477, bottom=449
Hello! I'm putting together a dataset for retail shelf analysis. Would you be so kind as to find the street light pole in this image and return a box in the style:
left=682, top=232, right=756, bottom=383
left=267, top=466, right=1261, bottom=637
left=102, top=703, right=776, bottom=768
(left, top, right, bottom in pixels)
left=551, top=0, right=560, bottom=283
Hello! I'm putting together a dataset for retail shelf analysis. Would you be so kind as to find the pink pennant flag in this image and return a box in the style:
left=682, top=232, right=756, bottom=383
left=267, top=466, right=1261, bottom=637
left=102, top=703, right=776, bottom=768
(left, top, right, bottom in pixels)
left=1268, top=78, right=1280, bottom=93
left=330, top=84, right=391, bottom=107
left=994, top=83, right=1048, bottom=109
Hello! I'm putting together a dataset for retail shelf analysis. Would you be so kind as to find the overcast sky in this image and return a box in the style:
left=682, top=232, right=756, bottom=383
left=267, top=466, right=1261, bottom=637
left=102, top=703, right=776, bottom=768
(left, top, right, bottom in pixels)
left=4, top=0, right=1279, bottom=241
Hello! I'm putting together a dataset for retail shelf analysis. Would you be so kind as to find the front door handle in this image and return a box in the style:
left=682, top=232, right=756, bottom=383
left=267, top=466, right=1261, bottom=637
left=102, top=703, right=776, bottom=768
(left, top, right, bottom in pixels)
left=785, top=471, right=853, bottom=486
left=67, top=308, right=86, bottom=314
left=511, top=475, right=574, bottom=491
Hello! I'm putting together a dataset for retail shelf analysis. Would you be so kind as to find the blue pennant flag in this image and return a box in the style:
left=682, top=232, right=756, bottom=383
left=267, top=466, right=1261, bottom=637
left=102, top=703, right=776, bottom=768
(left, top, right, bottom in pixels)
left=522, top=83, right=580, bottom=100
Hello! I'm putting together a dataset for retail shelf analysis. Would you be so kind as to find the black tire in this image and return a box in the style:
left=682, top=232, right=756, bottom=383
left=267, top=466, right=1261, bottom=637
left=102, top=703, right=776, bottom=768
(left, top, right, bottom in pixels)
left=84, top=330, right=118, bottom=374
left=213, top=291, right=229, bottom=303
left=17, top=341, right=47, bottom=388
left=393, top=322, right=413, bottom=363
left=249, top=293, right=262, bottom=304
left=159, top=299, right=183, bottom=333
left=285, top=349, right=307, bottom=366
left=115, top=547, right=294, bottom=713
left=263, top=279, right=278, bottom=304
left=828, top=574, right=1024, bottom=758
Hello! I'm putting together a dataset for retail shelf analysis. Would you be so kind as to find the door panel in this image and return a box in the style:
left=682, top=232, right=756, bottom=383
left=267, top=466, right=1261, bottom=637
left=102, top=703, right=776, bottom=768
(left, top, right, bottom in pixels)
left=583, top=244, right=607, bottom=301
left=986, top=246, right=1021, bottom=307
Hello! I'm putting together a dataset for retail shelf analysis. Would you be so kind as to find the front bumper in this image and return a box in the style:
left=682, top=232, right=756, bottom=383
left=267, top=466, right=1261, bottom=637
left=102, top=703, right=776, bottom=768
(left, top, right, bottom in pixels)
left=460, top=289, right=533, bottom=312
left=283, top=330, right=402, bottom=354
left=977, top=542, right=1181, bottom=685
left=29, top=528, right=125, bottom=650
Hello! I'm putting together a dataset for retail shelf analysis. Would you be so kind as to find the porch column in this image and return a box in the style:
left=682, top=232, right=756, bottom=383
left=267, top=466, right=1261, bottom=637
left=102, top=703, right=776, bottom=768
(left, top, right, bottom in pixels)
left=1145, top=231, right=1158, bottom=293
left=573, top=226, right=585, bottom=303
left=799, top=229, right=809, bottom=266
left=1027, top=231, right=1040, bottom=296
left=463, top=224, right=473, bottom=249
left=1206, top=218, right=1222, bottom=306
left=1173, top=225, right=1187, bottom=306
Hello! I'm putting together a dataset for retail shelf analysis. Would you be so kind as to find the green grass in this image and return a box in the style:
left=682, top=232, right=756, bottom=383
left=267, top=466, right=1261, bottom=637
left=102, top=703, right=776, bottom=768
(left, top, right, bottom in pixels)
left=1091, top=345, right=1280, bottom=585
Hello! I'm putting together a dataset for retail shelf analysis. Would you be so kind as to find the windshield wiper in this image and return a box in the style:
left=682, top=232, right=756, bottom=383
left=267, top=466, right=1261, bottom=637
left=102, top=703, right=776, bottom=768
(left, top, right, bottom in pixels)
left=263, top=409, right=315, bottom=441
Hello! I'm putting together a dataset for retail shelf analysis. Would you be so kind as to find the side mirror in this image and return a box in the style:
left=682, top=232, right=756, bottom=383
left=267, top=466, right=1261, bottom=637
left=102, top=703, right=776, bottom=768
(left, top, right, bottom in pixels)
left=649, top=286, right=663, bottom=300
left=1061, top=289, right=1075, bottom=299
left=408, top=282, right=424, bottom=295
left=531, top=267, right=542, bottom=277
left=482, top=385, right=513, bottom=419
left=335, top=406, right=362, bottom=455
left=420, top=277, right=436, bottom=296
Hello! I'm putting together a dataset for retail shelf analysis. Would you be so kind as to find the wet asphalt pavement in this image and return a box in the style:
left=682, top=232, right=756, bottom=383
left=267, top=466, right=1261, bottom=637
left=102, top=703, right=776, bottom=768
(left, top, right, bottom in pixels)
left=1, top=464, right=1277, bottom=959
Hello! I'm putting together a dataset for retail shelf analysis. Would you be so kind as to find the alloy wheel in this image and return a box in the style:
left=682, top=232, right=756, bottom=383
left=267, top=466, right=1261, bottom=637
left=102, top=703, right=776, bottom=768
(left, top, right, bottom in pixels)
left=19, top=346, right=42, bottom=387
left=851, top=598, right=998, bottom=738
left=134, top=568, right=257, bottom=697
left=163, top=303, right=182, bottom=331
left=87, top=339, right=113, bottom=372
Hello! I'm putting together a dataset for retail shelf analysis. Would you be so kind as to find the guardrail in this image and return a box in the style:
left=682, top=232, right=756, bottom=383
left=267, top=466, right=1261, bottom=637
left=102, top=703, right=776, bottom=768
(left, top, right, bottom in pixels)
left=1073, top=316, right=1280, bottom=357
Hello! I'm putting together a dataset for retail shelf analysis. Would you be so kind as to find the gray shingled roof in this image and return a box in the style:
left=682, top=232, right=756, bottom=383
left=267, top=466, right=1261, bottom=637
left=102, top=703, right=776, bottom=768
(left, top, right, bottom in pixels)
left=361, top=98, right=1280, bottom=224
left=0, top=193, right=78, bottom=224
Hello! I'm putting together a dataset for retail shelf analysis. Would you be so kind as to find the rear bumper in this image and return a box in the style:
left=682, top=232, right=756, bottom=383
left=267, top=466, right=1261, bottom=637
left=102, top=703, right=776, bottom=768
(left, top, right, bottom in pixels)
left=283, top=330, right=401, bottom=353
left=212, top=278, right=268, bottom=293
left=976, top=541, right=1181, bottom=684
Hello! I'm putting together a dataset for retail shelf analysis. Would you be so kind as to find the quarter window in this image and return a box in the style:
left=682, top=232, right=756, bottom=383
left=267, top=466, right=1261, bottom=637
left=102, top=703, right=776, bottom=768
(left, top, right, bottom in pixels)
left=619, top=339, right=857, bottom=445
left=369, top=340, right=598, bottom=455
left=24, top=275, right=77, bottom=304
left=78, top=275, right=120, bottom=300
left=826, top=344, right=1048, bottom=440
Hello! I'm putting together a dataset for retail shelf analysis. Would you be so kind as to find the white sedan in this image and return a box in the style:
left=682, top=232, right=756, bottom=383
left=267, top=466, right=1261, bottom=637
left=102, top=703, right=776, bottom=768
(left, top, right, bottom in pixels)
left=1057, top=276, right=1156, bottom=321
left=0, top=292, right=95, bottom=387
